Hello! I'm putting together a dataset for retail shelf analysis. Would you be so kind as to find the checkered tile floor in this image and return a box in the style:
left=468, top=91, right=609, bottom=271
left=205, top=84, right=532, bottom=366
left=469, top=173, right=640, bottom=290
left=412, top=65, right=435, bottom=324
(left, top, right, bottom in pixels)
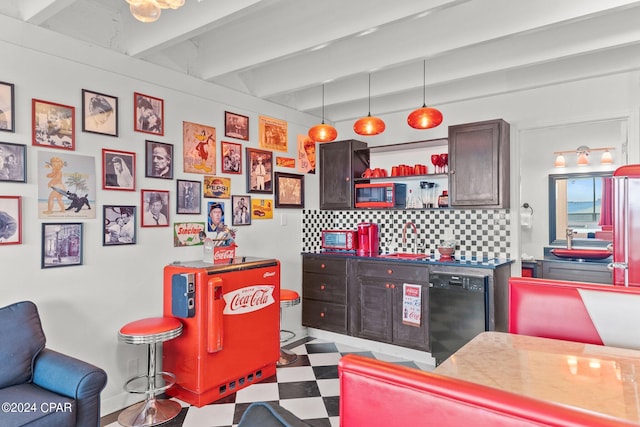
left=103, top=337, right=434, bottom=427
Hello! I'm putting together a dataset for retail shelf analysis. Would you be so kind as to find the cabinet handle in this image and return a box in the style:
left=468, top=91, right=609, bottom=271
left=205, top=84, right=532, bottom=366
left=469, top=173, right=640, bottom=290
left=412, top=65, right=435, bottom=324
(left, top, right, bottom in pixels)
left=391, top=284, right=395, bottom=289
left=346, top=177, right=350, bottom=182
left=387, top=269, right=393, bottom=275
left=385, top=283, right=390, bottom=289
left=320, top=312, right=325, bottom=318
left=320, top=284, right=326, bottom=290
left=321, top=263, right=326, bottom=269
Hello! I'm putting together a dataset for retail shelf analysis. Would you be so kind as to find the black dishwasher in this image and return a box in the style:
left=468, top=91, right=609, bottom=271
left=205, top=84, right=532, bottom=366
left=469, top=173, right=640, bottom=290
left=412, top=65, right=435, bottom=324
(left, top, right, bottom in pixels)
left=429, top=272, right=489, bottom=365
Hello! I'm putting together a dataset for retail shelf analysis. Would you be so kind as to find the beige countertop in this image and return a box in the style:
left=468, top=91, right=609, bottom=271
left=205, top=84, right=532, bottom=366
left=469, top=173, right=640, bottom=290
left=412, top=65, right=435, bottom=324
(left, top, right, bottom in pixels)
left=435, top=331, right=640, bottom=423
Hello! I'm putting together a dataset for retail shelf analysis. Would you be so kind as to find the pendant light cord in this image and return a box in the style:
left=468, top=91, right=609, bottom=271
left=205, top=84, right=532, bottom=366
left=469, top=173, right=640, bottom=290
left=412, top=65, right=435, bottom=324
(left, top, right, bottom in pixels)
left=422, top=60, right=427, bottom=108
left=321, top=84, right=325, bottom=123
left=368, top=73, right=372, bottom=115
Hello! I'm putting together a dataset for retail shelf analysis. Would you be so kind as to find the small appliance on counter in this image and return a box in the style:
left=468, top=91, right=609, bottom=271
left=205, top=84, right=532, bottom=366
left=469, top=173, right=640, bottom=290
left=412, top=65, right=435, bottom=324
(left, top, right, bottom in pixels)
left=355, top=182, right=406, bottom=208
left=357, top=222, right=379, bottom=256
left=321, top=229, right=358, bottom=252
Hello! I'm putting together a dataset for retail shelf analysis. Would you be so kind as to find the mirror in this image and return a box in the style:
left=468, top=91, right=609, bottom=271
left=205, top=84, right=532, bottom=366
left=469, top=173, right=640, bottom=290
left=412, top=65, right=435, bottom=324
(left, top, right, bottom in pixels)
left=548, top=171, right=613, bottom=247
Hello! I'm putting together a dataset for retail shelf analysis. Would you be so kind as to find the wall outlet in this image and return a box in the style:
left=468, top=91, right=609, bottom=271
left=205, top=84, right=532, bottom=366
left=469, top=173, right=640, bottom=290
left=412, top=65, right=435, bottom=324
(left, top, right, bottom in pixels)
left=280, top=213, right=287, bottom=226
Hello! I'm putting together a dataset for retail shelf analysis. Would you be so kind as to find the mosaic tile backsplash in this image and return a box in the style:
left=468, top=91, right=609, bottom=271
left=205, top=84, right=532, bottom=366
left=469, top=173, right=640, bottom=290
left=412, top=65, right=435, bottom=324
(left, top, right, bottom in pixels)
left=302, top=209, right=512, bottom=260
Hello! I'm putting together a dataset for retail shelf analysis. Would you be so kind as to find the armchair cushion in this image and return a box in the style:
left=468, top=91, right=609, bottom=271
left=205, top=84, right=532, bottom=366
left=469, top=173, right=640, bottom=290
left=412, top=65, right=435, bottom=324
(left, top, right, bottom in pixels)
left=238, top=402, right=311, bottom=427
left=0, top=301, right=46, bottom=388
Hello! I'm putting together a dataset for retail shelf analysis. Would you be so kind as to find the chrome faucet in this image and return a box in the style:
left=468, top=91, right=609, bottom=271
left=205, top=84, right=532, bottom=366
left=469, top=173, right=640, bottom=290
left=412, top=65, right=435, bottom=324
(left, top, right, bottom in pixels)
left=566, top=228, right=576, bottom=250
left=402, top=221, right=418, bottom=253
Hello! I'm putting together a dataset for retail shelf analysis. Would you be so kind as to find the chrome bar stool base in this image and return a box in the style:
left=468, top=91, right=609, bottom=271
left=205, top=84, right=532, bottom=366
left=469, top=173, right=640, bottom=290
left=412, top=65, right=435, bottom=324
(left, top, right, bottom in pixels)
left=117, top=397, right=182, bottom=427
left=277, top=289, right=301, bottom=367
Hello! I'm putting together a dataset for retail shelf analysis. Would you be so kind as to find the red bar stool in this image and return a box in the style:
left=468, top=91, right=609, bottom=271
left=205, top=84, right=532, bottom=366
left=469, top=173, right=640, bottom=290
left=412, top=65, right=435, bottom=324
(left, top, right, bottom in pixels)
left=278, top=288, right=301, bottom=366
left=118, top=317, right=183, bottom=427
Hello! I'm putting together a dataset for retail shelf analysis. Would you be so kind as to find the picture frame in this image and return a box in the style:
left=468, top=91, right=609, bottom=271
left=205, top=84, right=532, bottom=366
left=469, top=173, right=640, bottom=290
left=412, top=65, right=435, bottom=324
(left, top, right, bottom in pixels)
left=251, top=198, right=273, bottom=219
left=103, top=205, right=136, bottom=246
left=102, top=149, right=135, bottom=191
left=221, top=141, right=242, bottom=174
left=0, top=196, right=21, bottom=244
left=224, top=111, right=249, bottom=141
left=206, top=201, right=226, bottom=233
left=145, top=140, right=173, bottom=179
left=41, top=222, right=83, bottom=268
left=231, top=195, right=251, bottom=226
left=274, top=172, right=305, bottom=208
left=82, top=89, right=118, bottom=137
left=0, top=141, right=27, bottom=183
left=0, top=81, right=15, bottom=132
left=141, top=189, right=170, bottom=227
left=176, top=179, right=202, bottom=214
left=246, top=147, right=273, bottom=194
left=173, top=222, right=206, bottom=247
left=134, top=92, right=164, bottom=136
left=182, top=121, right=216, bottom=174
left=258, top=115, right=288, bottom=152
left=32, top=98, right=75, bottom=150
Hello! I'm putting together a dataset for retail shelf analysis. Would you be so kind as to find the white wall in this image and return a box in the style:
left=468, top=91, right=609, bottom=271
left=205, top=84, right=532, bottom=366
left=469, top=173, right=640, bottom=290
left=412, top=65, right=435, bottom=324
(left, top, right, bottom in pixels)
left=0, top=16, right=318, bottom=415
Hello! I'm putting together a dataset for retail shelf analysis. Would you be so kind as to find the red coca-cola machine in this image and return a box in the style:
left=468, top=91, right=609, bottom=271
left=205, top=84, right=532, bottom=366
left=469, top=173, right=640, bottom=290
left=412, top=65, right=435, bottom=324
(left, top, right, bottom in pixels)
left=162, top=257, right=280, bottom=406
left=612, top=165, right=640, bottom=287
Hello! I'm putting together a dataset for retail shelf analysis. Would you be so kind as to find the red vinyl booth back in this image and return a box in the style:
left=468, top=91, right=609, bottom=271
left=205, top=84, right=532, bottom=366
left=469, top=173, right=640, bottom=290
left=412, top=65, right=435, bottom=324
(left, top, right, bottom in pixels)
left=338, top=354, right=636, bottom=427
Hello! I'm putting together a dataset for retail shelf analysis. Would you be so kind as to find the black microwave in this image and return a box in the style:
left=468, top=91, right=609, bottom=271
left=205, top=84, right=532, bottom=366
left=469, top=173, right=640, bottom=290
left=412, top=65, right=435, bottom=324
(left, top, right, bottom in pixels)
left=354, top=183, right=406, bottom=208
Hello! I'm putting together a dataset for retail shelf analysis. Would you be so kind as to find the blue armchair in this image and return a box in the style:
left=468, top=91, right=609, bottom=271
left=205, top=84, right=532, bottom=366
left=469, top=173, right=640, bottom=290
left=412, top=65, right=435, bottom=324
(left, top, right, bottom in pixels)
left=0, top=301, right=107, bottom=427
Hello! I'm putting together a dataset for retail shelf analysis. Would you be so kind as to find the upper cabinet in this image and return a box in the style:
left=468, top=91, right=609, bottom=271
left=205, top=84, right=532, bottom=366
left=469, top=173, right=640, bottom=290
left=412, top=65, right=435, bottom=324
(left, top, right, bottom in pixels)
left=319, top=139, right=368, bottom=210
left=449, top=119, right=510, bottom=209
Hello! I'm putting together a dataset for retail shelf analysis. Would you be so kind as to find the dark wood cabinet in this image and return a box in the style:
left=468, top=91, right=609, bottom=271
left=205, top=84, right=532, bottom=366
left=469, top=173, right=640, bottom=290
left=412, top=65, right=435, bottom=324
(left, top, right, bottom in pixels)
left=302, top=255, right=349, bottom=334
left=448, top=119, right=510, bottom=208
left=350, top=260, right=429, bottom=351
left=319, top=139, right=368, bottom=210
left=541, top=260, right=612, bottom=285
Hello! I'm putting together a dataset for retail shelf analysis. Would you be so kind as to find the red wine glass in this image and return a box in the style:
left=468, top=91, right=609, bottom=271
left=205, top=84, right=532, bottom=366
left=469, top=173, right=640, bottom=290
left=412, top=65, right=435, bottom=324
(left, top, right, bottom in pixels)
left=431, top=154, right=440, bottom=174
left=440, top=153, right=449, bottom=173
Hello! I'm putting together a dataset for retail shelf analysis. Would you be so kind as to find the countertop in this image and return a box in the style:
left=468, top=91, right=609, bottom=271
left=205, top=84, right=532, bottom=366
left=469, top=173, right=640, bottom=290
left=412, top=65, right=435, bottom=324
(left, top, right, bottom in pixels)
left=302, top=251, right=513, bottom=269
left=435, top=331, right=640, bottom=423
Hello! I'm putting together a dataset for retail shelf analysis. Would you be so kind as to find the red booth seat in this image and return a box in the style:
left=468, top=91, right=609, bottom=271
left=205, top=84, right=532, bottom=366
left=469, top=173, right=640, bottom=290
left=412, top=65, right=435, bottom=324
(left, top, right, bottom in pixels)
left=338, top=354, right=636, bottom=427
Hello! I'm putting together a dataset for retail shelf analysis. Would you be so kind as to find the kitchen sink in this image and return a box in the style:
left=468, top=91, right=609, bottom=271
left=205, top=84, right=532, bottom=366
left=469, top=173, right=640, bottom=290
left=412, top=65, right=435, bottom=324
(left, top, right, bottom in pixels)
left=379, top=253, right=426, bottom=260
left=550, top=248, right=612, bottom=260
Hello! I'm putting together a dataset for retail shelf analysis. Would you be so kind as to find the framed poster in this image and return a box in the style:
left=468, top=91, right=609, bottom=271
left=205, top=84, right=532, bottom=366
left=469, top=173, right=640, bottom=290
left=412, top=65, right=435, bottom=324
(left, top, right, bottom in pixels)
left=134, top=92, right=163, bottom=135
left=221, top=140, right=242, bottom=174
left=103, top=205, right=136, bottom=245
left=0, top=81, right=15, bottom=132
left=0, top=141, right=26, bottom=183
left=82, top=89, right=118, bottom=136
left=251, top=198, right=273, bottom=220
left=203, top=176, right=231, bottom=199
left=173, top=222, right=206, bottom=247
left=102, top=149, right=135, bottom=191
left=246, top=147, right=273, bottom=194
left=176, top=179, right=201, bottom=214
left=231, top=195, right=251, bottom=226
left=298, top=135, right=316, bottom=174
left=258, top=115, right=287, bottom=152
left=274, top=172, right=305, bottom=208
left=0, top=196, right=21, bottom=245
left=141, top=189, right=170, bottom=227
left=145, top=140, right=173, bottom=179
left=183, top=121, right=216, bottom=174
left=41, top=223, right=83, bottom=268
left=32, top=99, right=75, bottom=150
left=224, top=111, right=249, bottom=141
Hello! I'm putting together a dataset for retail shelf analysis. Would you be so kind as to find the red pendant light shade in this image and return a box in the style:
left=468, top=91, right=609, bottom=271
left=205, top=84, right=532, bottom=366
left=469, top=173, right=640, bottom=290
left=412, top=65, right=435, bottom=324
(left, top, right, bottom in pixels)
left=407, top=60, right=443, bottom=130
left=354, top=73, right=386, bottom=136
left=308, top=84, right=337, bottom=142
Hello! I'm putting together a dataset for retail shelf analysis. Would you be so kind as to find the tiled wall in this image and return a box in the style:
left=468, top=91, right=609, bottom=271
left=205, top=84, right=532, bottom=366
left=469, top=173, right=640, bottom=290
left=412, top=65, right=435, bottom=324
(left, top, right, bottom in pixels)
left=303, top=209, right=512, bottom=260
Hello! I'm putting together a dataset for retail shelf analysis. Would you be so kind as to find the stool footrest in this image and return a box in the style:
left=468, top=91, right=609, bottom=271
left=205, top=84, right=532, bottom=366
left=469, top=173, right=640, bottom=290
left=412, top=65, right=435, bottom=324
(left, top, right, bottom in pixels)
left=124, top=372, right=176, bottom=394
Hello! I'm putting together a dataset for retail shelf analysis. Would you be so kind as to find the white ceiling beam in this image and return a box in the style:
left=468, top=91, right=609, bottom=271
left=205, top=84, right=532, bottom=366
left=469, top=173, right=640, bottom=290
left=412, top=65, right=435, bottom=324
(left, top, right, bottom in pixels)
left=20, top=0, right=79, bottom=25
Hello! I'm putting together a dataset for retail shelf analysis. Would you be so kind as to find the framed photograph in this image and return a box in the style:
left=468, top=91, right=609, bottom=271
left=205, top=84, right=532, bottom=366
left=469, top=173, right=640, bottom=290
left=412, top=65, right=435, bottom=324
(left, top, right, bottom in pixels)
left=134, top=92, right=163, bottom=136
left=32, top=99, right=75, bottom=150
left=246, top=147, right=273, bottom=194
left=102, top=149, right=135, bottom=191
left=141, top=189, right=169, bottom=227
left=0, top=141, right=26, bottom=182
left=203, top=176, right=231, bottom=198
left=221, top=141, right=242, bottom=174
left=231, top=195, right=251, bottom=226
left=103, top=205, right=136, bottom=245
left=177, top=179, right=201, bottom=214
left=258, top=115, right=288, bottom=152
left=0, top=196, right=21, bottom=244
left=41, top=223, right=83, bottom=268
left=275, top=172, right=305, bottom=208
left=82, top=89, right=118, bottom=136
left=0, top=81, right=15, bottom=132
left=225, top=111, right=249, bottom=141
left=207, top=201, right=227, bottom=233
left=183, top=121, right=216, bottom=174
left=145, top=140, right=173, bottom=179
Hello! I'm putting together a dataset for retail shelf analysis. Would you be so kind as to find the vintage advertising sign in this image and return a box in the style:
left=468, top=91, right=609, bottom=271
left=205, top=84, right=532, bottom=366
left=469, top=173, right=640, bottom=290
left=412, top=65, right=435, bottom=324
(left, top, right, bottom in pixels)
left=258, top=115, right=288, bottom=152
left=276, top=156, right=295, bottom=168
left=203, top=176, right=231, bottom=198
left=222, top=285, right=275, bottom=314
left=402, top=283, right=422, bottom=327
left=251, top=198, right=273, bottom=219
left=173, top=222, right=206, bottom=247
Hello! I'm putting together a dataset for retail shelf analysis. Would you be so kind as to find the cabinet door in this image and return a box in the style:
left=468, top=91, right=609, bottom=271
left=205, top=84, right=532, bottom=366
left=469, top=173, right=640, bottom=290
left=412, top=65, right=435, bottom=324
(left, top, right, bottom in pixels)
left=392, top=283, right=429, bottom=351
left=352, top=276, right=393, bottom=343
left=449, top=119, right=510, bottom=208
left=302, top=299, right=347, bottom=334
left=319, top=140, right=367, bottom=210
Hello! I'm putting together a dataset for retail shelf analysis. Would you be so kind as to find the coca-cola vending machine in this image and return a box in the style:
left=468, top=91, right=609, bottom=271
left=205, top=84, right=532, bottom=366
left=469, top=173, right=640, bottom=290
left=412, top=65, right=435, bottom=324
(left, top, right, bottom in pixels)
left=612, top=165, right=640, bottom=287
left=162, top=257, right=280, bottom=406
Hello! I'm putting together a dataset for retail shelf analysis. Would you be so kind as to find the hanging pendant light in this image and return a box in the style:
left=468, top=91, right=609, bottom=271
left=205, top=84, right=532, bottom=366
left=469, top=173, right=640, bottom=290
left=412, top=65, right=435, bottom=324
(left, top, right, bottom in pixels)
left=354, top=74, right=385, bottom=136
left=407, top=60, right=443, bottom=129
left=126, top=0, right=185, bottom=23
left=308, top=84, right=337, bottom=143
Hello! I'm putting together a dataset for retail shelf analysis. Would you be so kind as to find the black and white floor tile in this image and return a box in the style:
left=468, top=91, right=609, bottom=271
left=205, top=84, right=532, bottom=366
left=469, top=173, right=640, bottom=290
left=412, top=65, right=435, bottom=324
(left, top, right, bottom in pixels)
left=103, top=337, right=434, bottom=427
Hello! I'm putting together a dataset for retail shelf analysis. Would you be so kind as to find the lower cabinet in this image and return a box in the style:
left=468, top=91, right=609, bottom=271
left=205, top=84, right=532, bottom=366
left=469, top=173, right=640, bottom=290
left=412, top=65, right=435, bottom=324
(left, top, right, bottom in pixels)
left=541, top=259, right=612, bottom=285
left=349, top=260, right=430, bottom=351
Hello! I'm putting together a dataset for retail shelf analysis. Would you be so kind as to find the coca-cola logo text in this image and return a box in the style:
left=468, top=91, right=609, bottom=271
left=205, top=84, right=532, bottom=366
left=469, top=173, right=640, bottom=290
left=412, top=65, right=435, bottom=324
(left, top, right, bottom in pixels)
left=223, top=285, right=275, bottom=314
